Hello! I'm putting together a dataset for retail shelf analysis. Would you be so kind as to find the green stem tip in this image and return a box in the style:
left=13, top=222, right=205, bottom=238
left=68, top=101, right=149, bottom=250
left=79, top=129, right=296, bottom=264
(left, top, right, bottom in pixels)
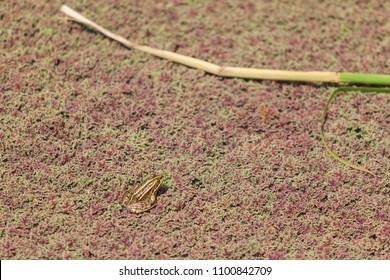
left=339, top=73, right=390, bottom=86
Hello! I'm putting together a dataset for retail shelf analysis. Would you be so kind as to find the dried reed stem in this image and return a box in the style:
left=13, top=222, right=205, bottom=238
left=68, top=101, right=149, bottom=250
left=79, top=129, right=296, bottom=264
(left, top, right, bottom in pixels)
left=60, top=5, right=339, bottom=83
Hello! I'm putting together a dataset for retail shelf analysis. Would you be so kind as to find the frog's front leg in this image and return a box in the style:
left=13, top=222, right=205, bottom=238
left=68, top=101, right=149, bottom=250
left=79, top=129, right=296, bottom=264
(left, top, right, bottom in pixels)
left=126, top=194, right=157, bottom=214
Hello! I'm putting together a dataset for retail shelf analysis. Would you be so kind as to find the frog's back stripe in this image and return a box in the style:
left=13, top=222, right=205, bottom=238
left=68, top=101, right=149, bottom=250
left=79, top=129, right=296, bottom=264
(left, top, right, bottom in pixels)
left=130, top=174, right=164, bottom=202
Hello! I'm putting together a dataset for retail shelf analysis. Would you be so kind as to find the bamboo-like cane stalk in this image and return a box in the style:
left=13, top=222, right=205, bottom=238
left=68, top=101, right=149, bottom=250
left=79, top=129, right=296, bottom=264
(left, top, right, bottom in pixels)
left=60, top=5, right=390, bottom=85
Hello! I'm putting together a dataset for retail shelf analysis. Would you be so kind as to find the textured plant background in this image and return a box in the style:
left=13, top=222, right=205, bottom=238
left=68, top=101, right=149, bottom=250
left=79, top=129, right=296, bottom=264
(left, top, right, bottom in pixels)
left=1, top=0, right=389, bottom=259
